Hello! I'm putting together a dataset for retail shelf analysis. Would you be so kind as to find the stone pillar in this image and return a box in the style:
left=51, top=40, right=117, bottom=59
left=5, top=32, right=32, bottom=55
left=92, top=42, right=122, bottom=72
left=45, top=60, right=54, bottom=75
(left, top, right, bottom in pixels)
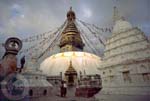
left=0, top=37, right=22, bottom=77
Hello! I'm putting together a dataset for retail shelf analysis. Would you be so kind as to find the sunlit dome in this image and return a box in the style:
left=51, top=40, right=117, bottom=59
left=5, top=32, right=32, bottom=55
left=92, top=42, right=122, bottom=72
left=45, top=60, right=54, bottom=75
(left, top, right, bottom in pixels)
left=113, top=19, right=132, bottom=34
left=40, top=52, right=101, bottom=77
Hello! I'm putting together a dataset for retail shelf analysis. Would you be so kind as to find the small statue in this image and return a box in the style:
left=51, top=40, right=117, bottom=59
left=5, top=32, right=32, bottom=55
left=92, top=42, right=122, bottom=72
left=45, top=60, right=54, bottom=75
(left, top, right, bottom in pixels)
left=19, top=56, right=25, bottom=73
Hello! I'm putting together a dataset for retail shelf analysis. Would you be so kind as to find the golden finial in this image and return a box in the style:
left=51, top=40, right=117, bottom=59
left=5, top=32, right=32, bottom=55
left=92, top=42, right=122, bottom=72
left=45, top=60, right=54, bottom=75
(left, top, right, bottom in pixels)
left=69, top=60, right=72, bottom=67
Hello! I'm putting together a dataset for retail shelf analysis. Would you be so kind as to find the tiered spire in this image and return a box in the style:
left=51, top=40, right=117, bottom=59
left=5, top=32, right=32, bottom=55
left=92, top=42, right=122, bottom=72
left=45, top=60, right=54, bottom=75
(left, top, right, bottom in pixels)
left=113, top=6, right=120, bottom=23
left=67, top=7, right=76, bottom=21
left=112, top=6, right=132, bottom=34
left=65, top=60, right=77, bottom=75
left=59, top=7, right=84, bottom=52
left=113, top=6, right=126, bottom=23
left=64, top=60, right=78, bottom=86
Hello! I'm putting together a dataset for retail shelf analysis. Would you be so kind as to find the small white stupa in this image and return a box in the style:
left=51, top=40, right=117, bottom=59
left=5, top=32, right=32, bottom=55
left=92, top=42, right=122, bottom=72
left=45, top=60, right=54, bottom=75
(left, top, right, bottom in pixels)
left=20, top=58, right=53, bottom=97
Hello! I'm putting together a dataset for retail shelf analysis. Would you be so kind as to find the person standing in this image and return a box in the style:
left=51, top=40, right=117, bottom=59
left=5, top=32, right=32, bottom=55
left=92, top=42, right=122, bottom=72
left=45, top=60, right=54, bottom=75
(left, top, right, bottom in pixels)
left=60, top=80, right=64, bottom=97
left=63, top=81, right=67, bottom=97
left=20, top=56, right=25, bottom=73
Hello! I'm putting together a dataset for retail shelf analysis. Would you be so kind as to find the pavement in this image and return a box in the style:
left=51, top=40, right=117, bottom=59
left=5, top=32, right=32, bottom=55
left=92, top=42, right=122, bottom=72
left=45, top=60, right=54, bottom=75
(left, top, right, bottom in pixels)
left=95, top=94, right=150, bottom=101
left=1, top=85, right=150, bottom=101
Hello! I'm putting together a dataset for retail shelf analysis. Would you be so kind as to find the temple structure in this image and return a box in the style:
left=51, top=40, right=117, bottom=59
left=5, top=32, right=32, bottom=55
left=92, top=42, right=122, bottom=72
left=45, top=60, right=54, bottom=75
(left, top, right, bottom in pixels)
left=40, top=8, right=101, bottom=78
left=20, top=58, right=53, bottom=98
left=65, top=60, right=78, bottom=86
left=40, top=8, right=101, bottom=89
left=96, top=7, right=150, bottom=98
left=59, top=7, right=84, bottom=52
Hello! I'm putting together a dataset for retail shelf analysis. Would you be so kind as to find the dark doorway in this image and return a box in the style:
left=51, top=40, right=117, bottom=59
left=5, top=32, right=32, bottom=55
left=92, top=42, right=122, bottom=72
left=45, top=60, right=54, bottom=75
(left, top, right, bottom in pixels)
left=68, top=75, right=74, bottom=83
left=43, top=89, right=47, bottom=96
left=29, top=89, right=33, bottom=96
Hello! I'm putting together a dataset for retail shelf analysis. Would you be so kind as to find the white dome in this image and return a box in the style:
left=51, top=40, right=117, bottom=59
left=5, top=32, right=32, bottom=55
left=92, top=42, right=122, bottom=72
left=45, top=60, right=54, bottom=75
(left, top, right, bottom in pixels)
left=40, top=52, right=101, bottom=76
left=113, top=19, right=132, bottom=34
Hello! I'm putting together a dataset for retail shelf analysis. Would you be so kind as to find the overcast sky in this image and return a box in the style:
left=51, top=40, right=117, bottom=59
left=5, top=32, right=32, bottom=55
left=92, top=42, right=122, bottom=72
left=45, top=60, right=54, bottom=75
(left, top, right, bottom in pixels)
left=0, top=0, right=150, bottom=59
left=0, top=0, right=149, bottom=37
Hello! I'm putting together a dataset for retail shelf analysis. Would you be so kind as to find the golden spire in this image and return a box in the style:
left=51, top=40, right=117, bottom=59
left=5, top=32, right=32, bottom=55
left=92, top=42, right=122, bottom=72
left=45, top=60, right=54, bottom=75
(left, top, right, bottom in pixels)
left=67, top=6, right=76, bottom=21
left=59, top=7, right=84, bottom=52
left=65, top=60, right=77, bottom=75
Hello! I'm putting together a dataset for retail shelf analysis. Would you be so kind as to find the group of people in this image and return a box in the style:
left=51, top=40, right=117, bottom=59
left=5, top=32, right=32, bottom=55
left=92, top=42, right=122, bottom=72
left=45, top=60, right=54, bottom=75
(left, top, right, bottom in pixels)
left=60, top=80, right=67, bottom=97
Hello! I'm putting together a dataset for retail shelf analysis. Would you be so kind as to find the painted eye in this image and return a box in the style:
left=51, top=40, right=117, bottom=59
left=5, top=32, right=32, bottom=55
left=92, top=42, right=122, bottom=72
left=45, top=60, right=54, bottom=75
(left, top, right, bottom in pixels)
left=15, top=43, right=19, bottom=49
left=9, top=43, right=13, bottom=48
left=5, top=37, right=22, bottom=52
left=9, top=42, right=18, bottom=49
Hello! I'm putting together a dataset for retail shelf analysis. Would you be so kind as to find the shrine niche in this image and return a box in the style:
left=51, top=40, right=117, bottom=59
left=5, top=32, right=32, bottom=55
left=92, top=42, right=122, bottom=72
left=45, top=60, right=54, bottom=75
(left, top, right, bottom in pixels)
left=65, top=60, right=77, bottom=86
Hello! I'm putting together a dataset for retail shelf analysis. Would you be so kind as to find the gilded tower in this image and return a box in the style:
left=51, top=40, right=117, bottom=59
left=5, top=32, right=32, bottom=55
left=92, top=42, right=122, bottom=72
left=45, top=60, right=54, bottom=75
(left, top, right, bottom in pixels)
left=59, top=7, right=84, bottom=52
left=65, top=60, right=77, bottom=86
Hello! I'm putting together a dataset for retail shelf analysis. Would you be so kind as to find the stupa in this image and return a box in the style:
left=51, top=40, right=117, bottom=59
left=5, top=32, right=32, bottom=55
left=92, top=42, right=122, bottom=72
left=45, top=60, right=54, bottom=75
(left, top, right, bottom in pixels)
left=96, top=7, right=150, bottom=97
left=40, top=8, right=101, bottom=79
